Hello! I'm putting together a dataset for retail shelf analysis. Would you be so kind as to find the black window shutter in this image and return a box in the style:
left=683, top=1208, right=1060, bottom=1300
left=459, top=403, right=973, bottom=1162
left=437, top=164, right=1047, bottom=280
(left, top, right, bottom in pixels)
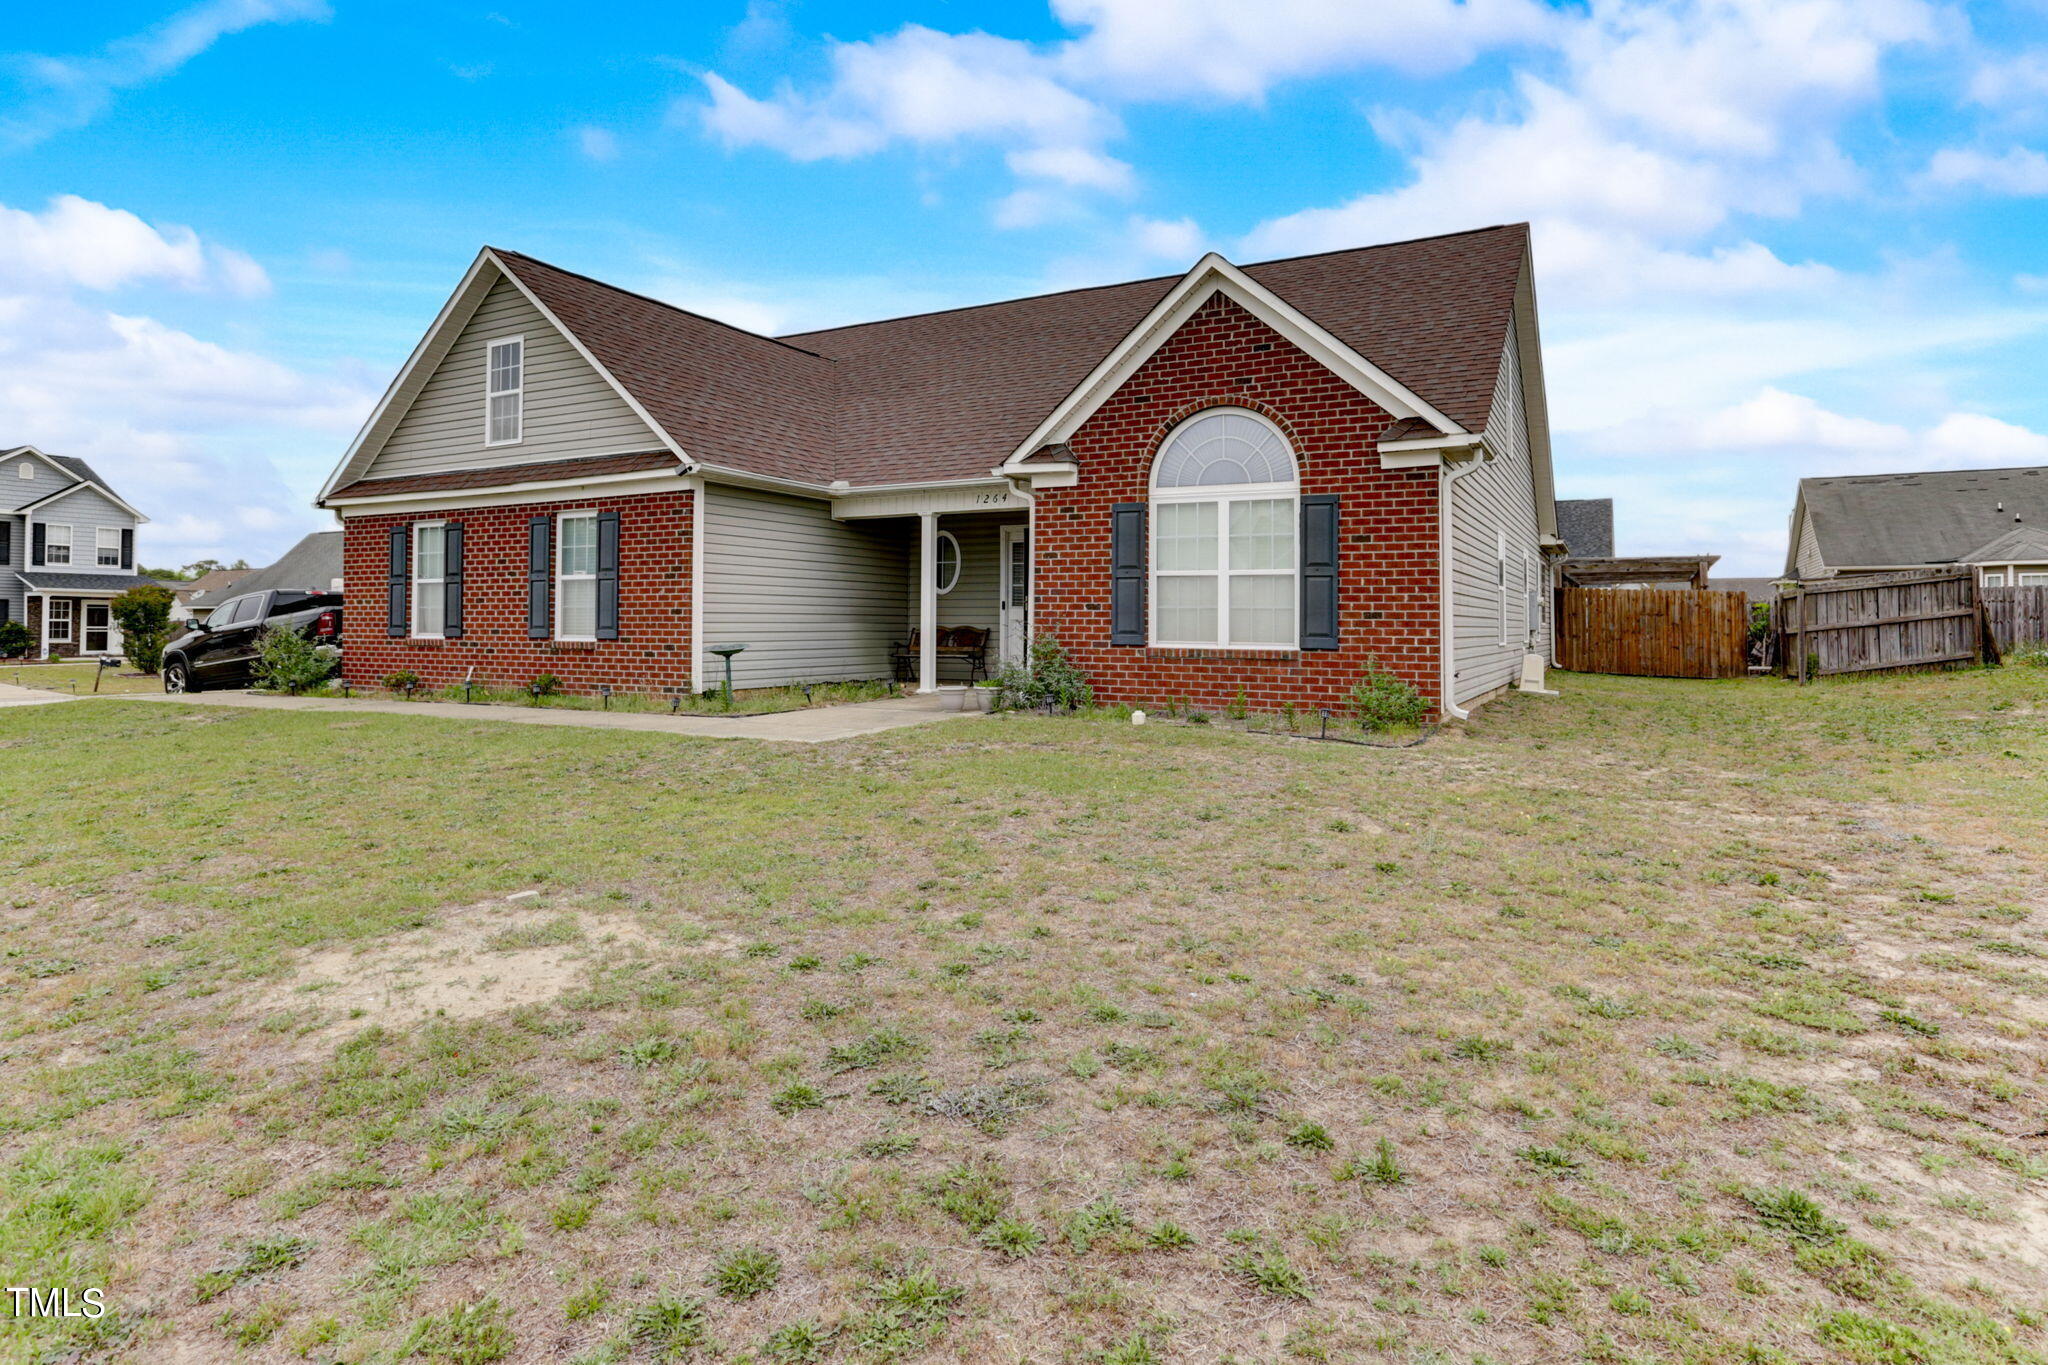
left=1109, top=503, right=1147, bottom=646
left=387, top=525, right=409, bottom=637
left=0, top=599, right=8, bottom=625
left=1300, top=494, right=1340, bottom=650
left=31, top=522, right=45, bottom=567
left=120, top=528, right=134, bottom=570
left=595, top=510, right=620, bottom=640
left=527, top=516, right=551, bottom=639
left=0, top=520, right=10, bottom=565
left=442, top=523, right=465, bottom=639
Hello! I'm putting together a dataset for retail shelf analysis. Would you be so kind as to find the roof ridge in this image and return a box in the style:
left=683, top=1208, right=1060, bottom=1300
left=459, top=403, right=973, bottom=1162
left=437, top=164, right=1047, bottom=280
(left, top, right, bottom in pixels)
left=488, top=247, right=832, bottom=362
left=780, top=223, right=1530, bottom=341
left=1803, top=464, right=2048, bottom=485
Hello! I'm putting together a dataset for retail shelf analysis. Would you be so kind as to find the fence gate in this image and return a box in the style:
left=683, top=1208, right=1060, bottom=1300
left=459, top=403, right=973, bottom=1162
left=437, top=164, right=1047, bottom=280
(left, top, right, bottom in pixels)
left=1554, top=587, right=1750, bottom=678
left=1776, top=569, right=1988, bottom=679
left=1982, top=585, right=2048, bottom=651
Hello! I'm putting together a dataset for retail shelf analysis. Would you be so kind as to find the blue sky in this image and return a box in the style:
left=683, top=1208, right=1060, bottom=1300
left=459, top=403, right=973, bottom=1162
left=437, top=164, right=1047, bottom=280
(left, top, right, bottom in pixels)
left=3, top=0, right=2045, bottom=574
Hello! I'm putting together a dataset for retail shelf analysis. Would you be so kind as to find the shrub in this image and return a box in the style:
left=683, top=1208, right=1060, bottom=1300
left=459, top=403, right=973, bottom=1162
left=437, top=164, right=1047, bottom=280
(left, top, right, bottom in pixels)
left=1348, top=659, right=1428, bottom=732
left=0, top=619, right=30, bottom=659
left=254, top=626, right=337, bottom=695
left=109, top=584, right=176, bottom=672
left=382, top=669, right=421, bottom=693
left=989, top=634, right=1093, bottom=711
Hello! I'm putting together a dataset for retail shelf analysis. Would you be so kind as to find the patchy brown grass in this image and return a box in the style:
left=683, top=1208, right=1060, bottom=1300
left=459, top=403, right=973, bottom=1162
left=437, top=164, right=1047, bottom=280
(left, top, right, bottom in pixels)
left=0, top=667, right=2044, bottom=1363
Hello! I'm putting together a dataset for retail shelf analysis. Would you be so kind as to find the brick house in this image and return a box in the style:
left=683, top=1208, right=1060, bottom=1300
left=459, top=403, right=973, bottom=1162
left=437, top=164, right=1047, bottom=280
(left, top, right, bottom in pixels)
left=2, top=445, right=155, bottom=660
left=316, top=224, right=1560, bottom=718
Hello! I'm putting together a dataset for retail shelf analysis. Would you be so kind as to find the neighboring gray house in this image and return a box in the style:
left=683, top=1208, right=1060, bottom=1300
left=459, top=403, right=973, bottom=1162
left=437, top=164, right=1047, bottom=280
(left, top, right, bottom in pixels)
left=1555, top=498, right=1614, bottom=557
left=1787, top=465, right=2048, bottom=584
left=1, top=445, right=154, bottom=658
left=229, top=531, right=343, bottom=599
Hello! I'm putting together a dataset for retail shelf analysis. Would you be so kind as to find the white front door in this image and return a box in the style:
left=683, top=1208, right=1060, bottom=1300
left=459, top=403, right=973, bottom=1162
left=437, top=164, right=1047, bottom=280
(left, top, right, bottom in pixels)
left=998, top=524, right=1029, bottom=667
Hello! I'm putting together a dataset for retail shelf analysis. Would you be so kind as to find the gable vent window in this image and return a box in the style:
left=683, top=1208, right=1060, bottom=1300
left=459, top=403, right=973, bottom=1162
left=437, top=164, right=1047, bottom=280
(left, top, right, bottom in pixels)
left=486, top=336, right=524, bottom=445
left=17, top=461, right=31, bottom=480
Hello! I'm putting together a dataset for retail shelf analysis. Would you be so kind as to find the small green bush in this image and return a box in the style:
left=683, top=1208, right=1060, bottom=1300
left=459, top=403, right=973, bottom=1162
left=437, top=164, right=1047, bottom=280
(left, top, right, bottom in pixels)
left=0, top=619, right=31, bottom=659
left=1348, top=659, right=1428, bottom=731
left=254, top=626, right=337, bottom=695
left=382, top=669, right=421, bottom=692
left=989, top=634, right=1093, bottom=711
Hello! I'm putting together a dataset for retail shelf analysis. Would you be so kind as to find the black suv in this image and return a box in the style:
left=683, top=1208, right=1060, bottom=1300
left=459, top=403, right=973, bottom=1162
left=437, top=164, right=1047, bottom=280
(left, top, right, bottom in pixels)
left=163, top=589, right=343, bottom=693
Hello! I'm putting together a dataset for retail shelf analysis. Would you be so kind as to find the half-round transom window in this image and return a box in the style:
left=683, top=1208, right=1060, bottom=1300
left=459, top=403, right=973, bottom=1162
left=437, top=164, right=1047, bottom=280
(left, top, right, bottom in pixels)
left=1152, top=408, right=1297, bottom=490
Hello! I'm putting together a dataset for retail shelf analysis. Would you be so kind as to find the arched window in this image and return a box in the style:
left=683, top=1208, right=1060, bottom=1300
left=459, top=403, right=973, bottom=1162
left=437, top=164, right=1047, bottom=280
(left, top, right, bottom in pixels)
left=934, top=531, right=961, bottom=595
left=1150, top=408, right=1299, bottom=648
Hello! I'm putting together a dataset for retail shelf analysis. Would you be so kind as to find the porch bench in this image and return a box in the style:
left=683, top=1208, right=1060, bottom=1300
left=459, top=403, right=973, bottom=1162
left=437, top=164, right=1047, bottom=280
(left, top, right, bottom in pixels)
left=893, top=626, right=991, bottom=683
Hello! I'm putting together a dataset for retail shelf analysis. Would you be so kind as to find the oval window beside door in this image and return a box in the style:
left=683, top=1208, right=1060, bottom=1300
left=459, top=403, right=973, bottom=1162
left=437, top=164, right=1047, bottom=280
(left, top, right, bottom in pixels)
left=934, top=531, right=961, bottom=595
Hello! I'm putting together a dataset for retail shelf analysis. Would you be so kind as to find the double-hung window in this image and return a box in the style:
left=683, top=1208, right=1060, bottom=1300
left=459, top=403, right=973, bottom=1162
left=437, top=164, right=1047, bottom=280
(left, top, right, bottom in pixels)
left=45, top=524, right=72, bottom=566
left=412, top=522, right=447, bottom=638
left=97, top=527, right=121, bottom=566
left=47, top=598, right=73, bottom=642
left=486, top=336, right=524, bottom=445
left=2021, top=572, right=2048, bottom=586
left=1150, top=408, right=1299, bottom=649
left=557, top=512, right=598, bottom=640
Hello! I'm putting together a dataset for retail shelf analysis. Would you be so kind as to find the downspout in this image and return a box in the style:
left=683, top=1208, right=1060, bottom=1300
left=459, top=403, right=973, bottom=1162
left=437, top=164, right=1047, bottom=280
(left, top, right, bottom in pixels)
left=1437, top=450, right=1491, bottom=721
left=999, top=474, right=1038, bottom=660
left=687, top=476, right=706, bottom=695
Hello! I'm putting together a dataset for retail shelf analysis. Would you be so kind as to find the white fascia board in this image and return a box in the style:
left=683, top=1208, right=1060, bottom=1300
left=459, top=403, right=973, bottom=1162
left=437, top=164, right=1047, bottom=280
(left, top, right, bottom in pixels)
left=329, top=470, right=693, bottom=515
left=999, top=253, right=1463, bottom=471
left=486, top=250, right=692, bottom=467
left=1379, top=434, right=1488, bottom=470
left=17, top=478, right=150, bottom=522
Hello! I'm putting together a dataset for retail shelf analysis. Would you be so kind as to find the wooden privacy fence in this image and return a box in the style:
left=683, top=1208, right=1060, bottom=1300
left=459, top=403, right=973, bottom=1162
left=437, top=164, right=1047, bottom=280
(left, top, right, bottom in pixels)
left=1555, top=587, right=1750, bottom=678
left=1982, top=585, right=2048, bottom=650
left=1776, top=569, right=1990, bottom=680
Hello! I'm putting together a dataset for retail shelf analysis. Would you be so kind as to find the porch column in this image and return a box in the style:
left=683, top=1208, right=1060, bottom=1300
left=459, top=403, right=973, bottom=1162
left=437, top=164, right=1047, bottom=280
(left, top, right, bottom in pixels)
left=918, top=512, right=939, bottom=693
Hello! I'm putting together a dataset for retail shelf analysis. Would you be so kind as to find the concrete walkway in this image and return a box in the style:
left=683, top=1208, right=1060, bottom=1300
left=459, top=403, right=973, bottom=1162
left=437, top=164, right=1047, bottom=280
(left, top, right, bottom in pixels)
left=0, top=682, right=78, bottom=708
left=102, top=687, right=988, bottom=742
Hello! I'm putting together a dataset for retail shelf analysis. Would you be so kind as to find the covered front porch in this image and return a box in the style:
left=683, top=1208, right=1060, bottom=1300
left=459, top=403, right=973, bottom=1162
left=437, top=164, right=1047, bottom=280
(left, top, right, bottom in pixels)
left=19, top=573, right=150, bottom=659
left=828, top=483, right=1031, bottom=695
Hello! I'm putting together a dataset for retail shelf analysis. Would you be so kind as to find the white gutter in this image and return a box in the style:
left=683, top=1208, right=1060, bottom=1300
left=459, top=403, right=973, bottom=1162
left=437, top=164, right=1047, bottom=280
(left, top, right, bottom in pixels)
left=996, top=470, right=1039, bottom=660
left=1437, top=450, right=1492, bottom=721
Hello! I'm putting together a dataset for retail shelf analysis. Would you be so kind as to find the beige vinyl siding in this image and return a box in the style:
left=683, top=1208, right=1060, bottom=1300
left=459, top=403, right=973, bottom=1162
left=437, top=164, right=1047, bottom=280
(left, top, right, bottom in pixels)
left=702, top=485, right=911, bottom=689
left=1450, top=320, right=1547, bottom=706
left=1793, top=510, right=1828, bottom=579
left=364, top=276, right=659, bottom=481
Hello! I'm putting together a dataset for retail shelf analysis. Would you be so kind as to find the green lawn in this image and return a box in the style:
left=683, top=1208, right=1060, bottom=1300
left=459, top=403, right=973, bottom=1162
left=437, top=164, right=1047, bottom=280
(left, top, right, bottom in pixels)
left=0, top=660, right=165, bottom=695
left=1, top=668, right=2044, bottom=1363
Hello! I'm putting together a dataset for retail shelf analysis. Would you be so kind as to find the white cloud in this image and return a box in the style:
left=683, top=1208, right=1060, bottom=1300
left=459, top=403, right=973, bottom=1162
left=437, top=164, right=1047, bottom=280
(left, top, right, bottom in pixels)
left=1005, top=145, right=1133, bottom=192
left=0, top=194, right=270, bottom=296
left=1128, top=215, right=1206, bottom=261
left=0, top=194, right=372, bottom=566
left=1968, top=48, right=2048, bottom=107
left=1049, top=0, right=1553, bottom=99
left=1, top=0, right=331, bottom=148
left=1924, top=412, right=2048, bottom=465
left=1690, top=388, right=1910, bottom=454
left=1922, top=145, right=2048, bottom=196
left=576, top=126, right=622, bottom=162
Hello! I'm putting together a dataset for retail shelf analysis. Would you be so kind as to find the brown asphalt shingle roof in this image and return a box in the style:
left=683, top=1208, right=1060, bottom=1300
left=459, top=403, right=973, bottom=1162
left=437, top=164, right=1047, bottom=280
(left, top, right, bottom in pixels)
left=486, top=224, right=1529, bottom=490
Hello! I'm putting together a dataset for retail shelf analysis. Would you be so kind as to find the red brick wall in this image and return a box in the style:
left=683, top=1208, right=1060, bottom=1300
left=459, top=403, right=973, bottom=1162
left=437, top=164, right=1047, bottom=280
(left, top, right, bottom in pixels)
left=1032, top=292, right=1443, bottom=715
left=340, top=490, right=693, bottom=696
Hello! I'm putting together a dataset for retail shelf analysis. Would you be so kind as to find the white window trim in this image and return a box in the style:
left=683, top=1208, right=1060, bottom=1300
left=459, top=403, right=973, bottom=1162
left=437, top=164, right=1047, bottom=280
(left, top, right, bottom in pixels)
left=555, top=510, right=598, bottom=642
left=47, top=597, right=73, bottom=642
left=17, top=461, right=32, bottom=480
left=411, top=520, right=447, bottom=640
left=83, top=601, right=113, bottom=651
left=934, top=530, right=962, bottom=595
left=45, top=522, right=72, bottom=566
left=1149, top=480, right=1300, bottom=651
left=96, top=526, right=122, bottom=567
left=1982, top=570, right=2006, bottom=587
left=2018, top=571, right=2048, bottom=586
left=484, top=334, right=525, bottom=447
left=1497, top=530, right=1511, bottom=646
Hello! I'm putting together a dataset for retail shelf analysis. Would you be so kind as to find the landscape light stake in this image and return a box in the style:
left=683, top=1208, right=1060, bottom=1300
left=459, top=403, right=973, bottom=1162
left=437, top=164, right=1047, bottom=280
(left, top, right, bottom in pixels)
left=1318, top=708, right=1330, bottom=741
left=600, top=685, right=612, bottom=711
left=340, top=680, right=352, bottom=698
left=668, top=691, right=683, bottom=715
left=527, top=682, right=541, bottom=706
left=802, top=683, right=814, bottom=705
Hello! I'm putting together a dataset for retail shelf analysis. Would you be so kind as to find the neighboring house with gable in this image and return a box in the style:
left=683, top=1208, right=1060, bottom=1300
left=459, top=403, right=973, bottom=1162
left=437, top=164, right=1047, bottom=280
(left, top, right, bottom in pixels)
left=229, top=531, right=344, bottom=599
left=1787, top=466, right=2048, bottom=585
left=163, top=567, right=253, bottom=623
left=1, top=445, right=154, bottom=658
left=315, top=223, right=1559, bottom=718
